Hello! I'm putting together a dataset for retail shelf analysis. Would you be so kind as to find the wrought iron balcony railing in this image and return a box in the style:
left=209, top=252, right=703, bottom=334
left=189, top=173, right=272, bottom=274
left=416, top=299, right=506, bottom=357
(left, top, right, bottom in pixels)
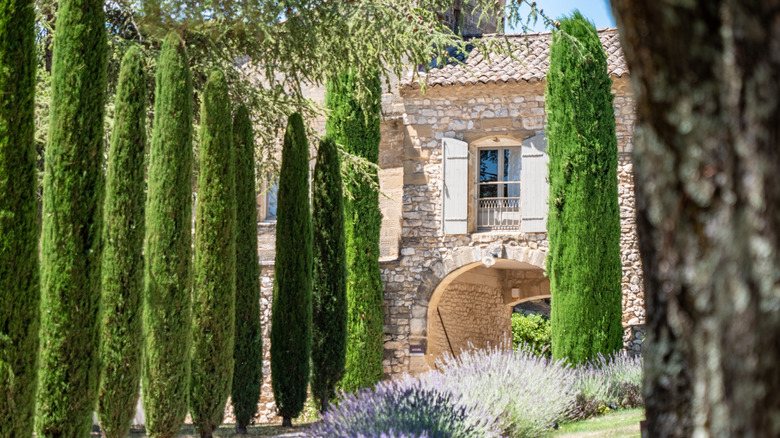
left=477, top=197, right=521, bottom=231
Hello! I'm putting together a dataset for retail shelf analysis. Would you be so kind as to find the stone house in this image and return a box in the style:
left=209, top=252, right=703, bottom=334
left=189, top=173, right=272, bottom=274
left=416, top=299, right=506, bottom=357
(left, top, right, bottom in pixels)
left=249, top=27, right=645, bottom=422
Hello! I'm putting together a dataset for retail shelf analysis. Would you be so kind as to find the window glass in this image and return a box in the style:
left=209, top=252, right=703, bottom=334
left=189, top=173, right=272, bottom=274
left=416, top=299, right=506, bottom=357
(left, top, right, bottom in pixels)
left=479, top=149, right=498, bottom=182
left=479, top=149, right=498, bottom=198
left=480, top=184, right=498, bottom=198
left=505, top=148, right=522, bottom=197
left=504, top=148, right=522, bottom=182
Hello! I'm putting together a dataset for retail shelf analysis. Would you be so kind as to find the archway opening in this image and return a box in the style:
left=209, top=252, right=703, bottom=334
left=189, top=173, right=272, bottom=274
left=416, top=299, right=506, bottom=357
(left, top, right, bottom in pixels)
left=425, top=258, right=550, bottom=368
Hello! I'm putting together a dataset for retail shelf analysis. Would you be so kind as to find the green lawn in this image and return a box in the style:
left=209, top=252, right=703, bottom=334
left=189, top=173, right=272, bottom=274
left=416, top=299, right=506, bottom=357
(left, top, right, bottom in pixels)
left=550, top=408, right=644, bottom=438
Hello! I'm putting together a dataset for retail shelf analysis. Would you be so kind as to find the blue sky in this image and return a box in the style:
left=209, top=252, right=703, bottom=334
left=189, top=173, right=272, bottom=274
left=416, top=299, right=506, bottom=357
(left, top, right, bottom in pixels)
left=506, top=0, right=615, bottom=33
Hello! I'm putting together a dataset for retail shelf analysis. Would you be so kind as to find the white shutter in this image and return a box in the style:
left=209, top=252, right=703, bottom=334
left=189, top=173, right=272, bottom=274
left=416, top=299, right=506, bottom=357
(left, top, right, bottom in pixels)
left=521, top=133, right=549, bottom=233
left=441, top=138, right=469, bottom=235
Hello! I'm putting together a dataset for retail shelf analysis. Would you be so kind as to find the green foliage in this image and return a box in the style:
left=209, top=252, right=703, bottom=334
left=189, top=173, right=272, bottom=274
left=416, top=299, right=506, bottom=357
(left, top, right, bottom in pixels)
left=32, top=1, right=527, bottom=191
left=311, top=137, right=348, bottom=412
left=35, top=0, right=107, bottom=434
left=143, top=31, right=194, bottom=438
left=326, top=71, right=384, bottom=392
left=191, top=68, right=236, bottom=437
left=0, top=335, right=13, bottom=437
left=231, top=104, right=263, bottom=431
left=545, top=11, right=622, bottom=364
left=98, top=46, right=147, bottom=438
left=270, top=113, right=313, bottom=421
left=511, top=313, right=552, bottom=358
left=0, top=0, right=39, bottom=434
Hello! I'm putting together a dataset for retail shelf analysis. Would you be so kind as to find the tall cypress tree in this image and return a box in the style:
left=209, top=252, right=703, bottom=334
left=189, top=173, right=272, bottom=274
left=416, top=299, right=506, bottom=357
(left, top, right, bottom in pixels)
left=231, top=105, right=262, bottom=434
left=143, top=32, right=194, bottom=438
left=0, top=335, right=13, bottom=438
left=191, top=68, right=236, bottom=438
left=270, top=113, right=312, bottom=427
left=35, top=0, right=107, bottom=434
left=325, top=71, right=383, bottom=392
left=97, top=46, right=146, bottom=438
left=0, top=0, right=39, bottom=435
left=546, top=11, right=622, bottom=364
left=311, top=136, right=347, bottom=412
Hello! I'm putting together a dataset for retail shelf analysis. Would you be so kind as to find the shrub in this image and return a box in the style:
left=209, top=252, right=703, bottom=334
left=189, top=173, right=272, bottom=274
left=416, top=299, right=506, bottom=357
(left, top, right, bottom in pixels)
left=143, top=31, right=194, bottom=438
left=271, top=112, right=313, bottom=426
left=98, top=46, right=147, bottom=438
left=427, top=345, right=578, bottom=437
left=590, top=352, right=643, bottom=409
left=546, top=10, right=623, bottom=364
left=326, top=71, right=384, bottom=392
left=311, top=137, right=348, bottom=412
left=308, top=376, right=502, bottom=438
left=0, top=0, right=39, bottom=434
left=309, top=347, right=641, bottom=437
left=191, top=68, right=236, bottom=437
left=571, top=352, right=644, bottom=419
left=231, top=105, right=263, bottom=432
left=570, top=367, right=610, bottom=420
left=511, top=313, right=551, bottom=357
left=35, top=0, right=107, bottom=434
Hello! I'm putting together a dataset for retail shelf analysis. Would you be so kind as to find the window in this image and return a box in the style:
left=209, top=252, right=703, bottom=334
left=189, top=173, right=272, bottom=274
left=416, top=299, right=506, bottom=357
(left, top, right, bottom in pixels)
left=265, top=181, right=278, bottom=221
left=477, top=147, right=521, bottom=231
left=441, top=134, right=547, bottom=236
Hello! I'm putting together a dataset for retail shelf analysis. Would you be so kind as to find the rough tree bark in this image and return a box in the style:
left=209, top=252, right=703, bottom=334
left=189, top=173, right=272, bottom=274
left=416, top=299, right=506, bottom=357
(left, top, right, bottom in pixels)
left=609, top=1, right=780, bottom=436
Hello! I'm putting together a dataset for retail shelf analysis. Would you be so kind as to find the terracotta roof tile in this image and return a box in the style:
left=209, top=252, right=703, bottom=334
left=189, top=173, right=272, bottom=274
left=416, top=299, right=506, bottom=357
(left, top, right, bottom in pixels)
left=405, top=28, right=627, bottom=88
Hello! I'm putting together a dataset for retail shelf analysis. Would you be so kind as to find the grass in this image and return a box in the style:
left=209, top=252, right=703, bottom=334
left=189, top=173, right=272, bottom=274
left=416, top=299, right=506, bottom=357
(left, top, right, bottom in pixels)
left=550, top=408, right=644, bottom=438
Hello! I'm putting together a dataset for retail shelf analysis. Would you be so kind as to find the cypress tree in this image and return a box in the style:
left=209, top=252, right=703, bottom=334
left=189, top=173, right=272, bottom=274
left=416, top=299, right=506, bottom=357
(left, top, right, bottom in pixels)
left=270, top=113, right=312, bottom=427
left=545, top=11, right=622, bottom=364
left=97, top=46, right=146, bottom=438
left=143, top=32, right=194, bottom=438
left=190, top=68, right=236, bottom=438
left=325, top=71, right=383, bottom=392
left=0, top=0, right=39, bottom=435
left=311, top=136, right=347, bottom=412
left=0, top=335, right=13, bottom=437
left=231, top=105, right=262, bottom=433
left=35, top=0, right=107, bottom=434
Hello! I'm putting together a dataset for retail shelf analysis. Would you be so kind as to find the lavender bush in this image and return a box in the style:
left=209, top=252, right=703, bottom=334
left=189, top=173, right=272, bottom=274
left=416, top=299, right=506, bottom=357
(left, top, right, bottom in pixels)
left=307, top=375, right=502, bottom=438
left=571, top=351, right=643, bottom=418
left=424, top=344, right=578, bottom=438
left=307, top=347, right=642, bottom=437
left=594, top=351, right=643, bottom=408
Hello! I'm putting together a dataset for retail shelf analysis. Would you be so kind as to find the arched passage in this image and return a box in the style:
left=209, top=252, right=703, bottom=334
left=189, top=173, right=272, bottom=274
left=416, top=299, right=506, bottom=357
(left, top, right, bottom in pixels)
left=406, top=244, right=549, bottom=373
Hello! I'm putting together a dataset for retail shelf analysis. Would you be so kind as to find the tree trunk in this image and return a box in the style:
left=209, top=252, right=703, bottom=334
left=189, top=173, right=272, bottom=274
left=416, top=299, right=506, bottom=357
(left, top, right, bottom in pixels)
left=609, top=1, right=780, bottom=436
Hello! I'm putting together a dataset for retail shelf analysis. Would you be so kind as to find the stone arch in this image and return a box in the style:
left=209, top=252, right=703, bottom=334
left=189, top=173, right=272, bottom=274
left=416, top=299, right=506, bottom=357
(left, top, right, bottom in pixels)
left=407, top=244, right=547, bottom=373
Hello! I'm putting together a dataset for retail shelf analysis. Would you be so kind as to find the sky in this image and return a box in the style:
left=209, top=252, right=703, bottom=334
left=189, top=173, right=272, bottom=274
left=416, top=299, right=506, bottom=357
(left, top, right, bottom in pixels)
left=506, top=0, right=616, bottom=33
